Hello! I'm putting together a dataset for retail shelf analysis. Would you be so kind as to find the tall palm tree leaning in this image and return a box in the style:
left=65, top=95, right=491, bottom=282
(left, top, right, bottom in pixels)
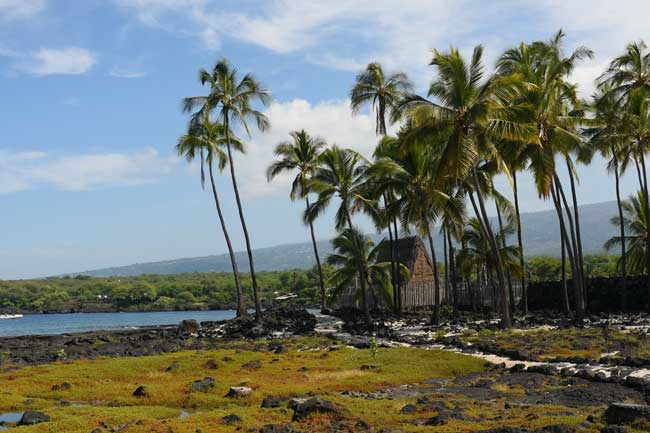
left=183, top=58, right=270, bottom=319
left=176, top=117, right=248, bottom=317
left=267, top=130, right=328, bottom=312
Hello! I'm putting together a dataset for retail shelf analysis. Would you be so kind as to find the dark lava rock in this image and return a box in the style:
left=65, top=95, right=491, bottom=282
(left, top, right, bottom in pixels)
left=601, top=427, right=629, bottom=433
left=519, top=379, right=645, bottom=408
left=261, top=396, right=283, bottom=408
left=166, top=362, right=179, bottom=372
left=423, top=413, right=448, bottom=426
left=292, top=396, right=347, bottom=421
left=191, top=377, right=215, bottom=393
left=604, top=403, right=650, bottom=424
left=401, top=404, right=417, bottom=414
left=221, top=307, right=316, bottom=339
left=204, top=359, right=218, bottom=369
left=241, top=359, right=262, bottom=370
left=537, top=425, right=574, bottom=433
left=177, top=319, right=199, bottom=335
left=360, top=364, right=381, bottom=371
left=260, top=424, right=293, bottom=433
left=17, top=411, right=50, bottom=426
left=133, top=385, right=149, bottom=397
left=51, top=382, right=72, bottom=391
left=222, top=414, right=242, bottom=425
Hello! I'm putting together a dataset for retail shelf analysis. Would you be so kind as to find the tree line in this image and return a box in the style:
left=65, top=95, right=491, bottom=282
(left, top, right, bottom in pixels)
left=0, top=269, right=329, bottom=313
left=179, top=31, right=650, bottom=329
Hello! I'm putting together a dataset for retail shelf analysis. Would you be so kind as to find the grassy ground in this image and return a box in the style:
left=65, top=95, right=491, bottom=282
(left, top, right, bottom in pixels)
left=461, top=327, right=650, bottom=360
left=0, top=336, right=645, bottom=432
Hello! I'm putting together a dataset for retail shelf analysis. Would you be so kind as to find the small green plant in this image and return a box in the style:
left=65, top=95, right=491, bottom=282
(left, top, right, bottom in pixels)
left=368, top=337, right=378, bottom=358
left=434, top=330, right=447, bottom=340
left=440, top=305, right=454, bottom=317
left=478, top=328, right=495, bottom=338
left=56, top=348, right=66, bottom=359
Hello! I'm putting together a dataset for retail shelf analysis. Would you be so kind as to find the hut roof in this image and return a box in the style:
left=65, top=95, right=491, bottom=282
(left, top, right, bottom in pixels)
left=375, top=235, right=433, bottom=275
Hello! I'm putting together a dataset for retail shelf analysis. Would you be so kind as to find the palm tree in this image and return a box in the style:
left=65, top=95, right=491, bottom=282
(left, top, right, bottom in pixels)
left=598, top=41, right=650, bottom=99
left=496, top=31, right=592, bottom=317
left=584, top=87, right=629, bottom=309
left=305, top=146, right=369, bottom=231
left=401, top=45, right=527, bottom=328
left=599, top=41, right=650, bottom=298
left=267, top=130, right=328, bottom=311
left=183, top=58, right=270, bottom=319
left=350, top=62, right=413, bottom=135
left=176, top=117, right=247, bottom=317
left=605, top=191, right=649, bottom=277
left=327, top=227, right=407, bottom=328
left=457, top=217, right=521, bottom=309
left=367, top=140, right=453, bottom=324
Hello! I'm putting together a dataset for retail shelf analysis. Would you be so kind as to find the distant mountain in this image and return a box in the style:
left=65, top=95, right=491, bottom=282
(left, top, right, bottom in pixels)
left=75, top=201, right=620, bottom=277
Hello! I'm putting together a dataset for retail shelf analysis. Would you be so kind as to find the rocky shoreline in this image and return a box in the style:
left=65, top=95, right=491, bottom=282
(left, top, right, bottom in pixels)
left=0, top=307, right=316, bottom=365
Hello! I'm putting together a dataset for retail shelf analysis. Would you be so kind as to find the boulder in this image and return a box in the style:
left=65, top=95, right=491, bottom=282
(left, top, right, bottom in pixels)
left=133, top=385, right=149, bottom=397
left=177, top=319, right=199, bottom=335
left=204, top=359, right=218, bottom=370
left=604, top=403, right=650, bottom=424
left=222, top=414, right=242, bottom=425
left=17, top=411, right=50, bottom=426
left=261, top=396, right=283, bottom=408
left=226, top=386, right=253, bottom=398
left=191, top=377, right=215, bottom=393
left=292, top=396, right=347, bottom=421
left=400, top=404, right=417, bottom=414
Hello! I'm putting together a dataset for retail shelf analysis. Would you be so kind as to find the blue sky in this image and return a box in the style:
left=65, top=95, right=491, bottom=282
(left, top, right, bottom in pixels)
left=1, top=0, right=649, bottom=279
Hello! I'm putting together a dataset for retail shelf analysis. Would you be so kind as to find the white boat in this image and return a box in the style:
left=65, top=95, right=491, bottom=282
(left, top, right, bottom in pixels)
left=0, top=314, right=23, bottom=320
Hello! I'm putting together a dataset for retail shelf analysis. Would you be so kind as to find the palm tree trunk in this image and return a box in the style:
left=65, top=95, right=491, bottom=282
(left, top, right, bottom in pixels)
left=344, top=206, right=372, bottom=326
left=638, top=151, right=650, bottom=305
left=512, top=172, right=527, bottom=314
left=443, top=227, right=449, bottom=305
left=359, top=268, right=371, bottom=328
left=393, top=219, right=402, bottom=314
left=447, top=228, right=458, bottom=312
left=551, top=182, right=582, bottom=317
left=613, top=154, right=627, bottom=311
left=224, top=118, right=262, bottom=319
left=305, top=197, right=326, bottom=312
left=208, top=163, right=246, bottom=317
left=427, top=230, right=441, bottom=325
left=560, top=226, right=571, bottom=315
left=555, top=175, right=585, bottom=316
left=470, top=169, right=512, bottom=328
left=495, top=201, right=515, bottom=314
left=384, top=195, right=398, bottom=314
left=566, top=157, right=587, bottom=310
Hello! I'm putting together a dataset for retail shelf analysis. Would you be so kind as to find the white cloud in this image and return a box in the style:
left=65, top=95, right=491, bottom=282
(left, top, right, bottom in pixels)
left=115, top=0, right=650, bottom=97
left=0, top=148, right=176, bottom=193
left=16, top=47, right=97, bottom=76
left=233, top=98, right=379, bottom=197
left=0, top=0, right=46, bottom=20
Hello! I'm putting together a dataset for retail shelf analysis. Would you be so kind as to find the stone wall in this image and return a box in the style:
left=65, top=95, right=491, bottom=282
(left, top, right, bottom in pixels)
left=527, top=275, right=649, bottom=312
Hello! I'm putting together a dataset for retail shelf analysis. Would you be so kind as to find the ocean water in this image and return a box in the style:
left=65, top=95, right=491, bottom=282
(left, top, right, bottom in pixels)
left=0, top=310, right=238, bottom=337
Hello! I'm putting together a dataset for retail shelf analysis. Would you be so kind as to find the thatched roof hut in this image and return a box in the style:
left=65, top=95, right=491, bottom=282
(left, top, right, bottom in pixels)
left=376, top=236, right=434, bottom=286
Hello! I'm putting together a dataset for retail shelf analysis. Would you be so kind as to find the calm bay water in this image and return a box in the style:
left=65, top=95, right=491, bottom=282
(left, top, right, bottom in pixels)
left=0, top=310, right=238, bottom=337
